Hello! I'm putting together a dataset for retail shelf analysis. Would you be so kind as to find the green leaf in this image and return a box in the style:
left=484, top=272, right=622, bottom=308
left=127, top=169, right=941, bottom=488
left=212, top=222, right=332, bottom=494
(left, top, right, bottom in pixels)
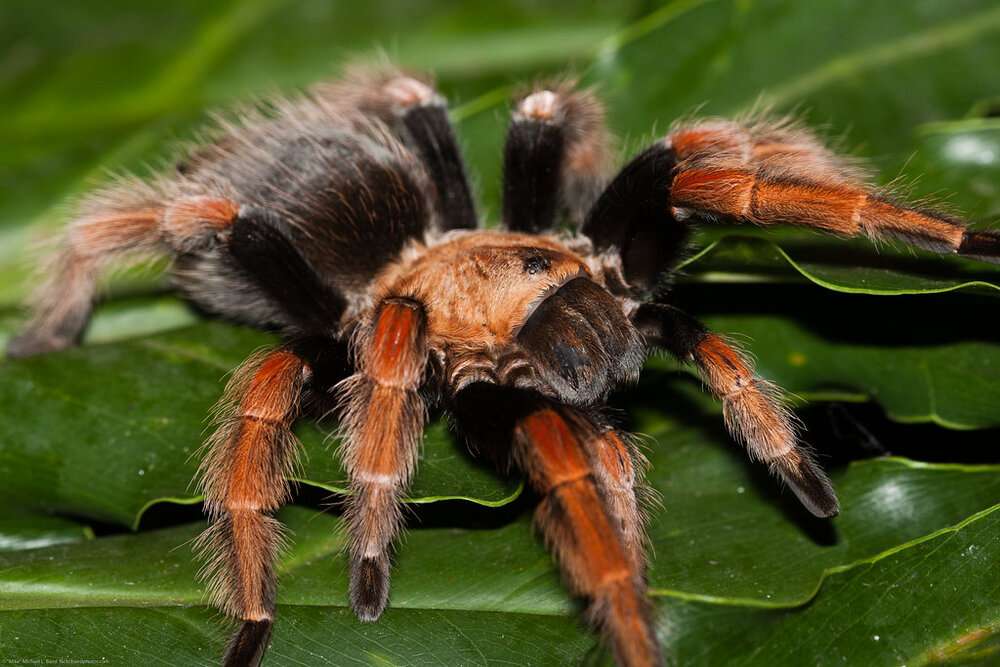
left=0, top=514, right=91, bottom=552
left=594, top=0, right=1000, bottom=175
left=1, top=392, right=998, bottom=664
left=677, top=231, right=1000, bottom=296
left=0, top=322, right=520, bottom=528
left=660, top=504, right=1000, bottom=667
left=911, top=121, right=1000, bottom=221
left=635, top=384, right=1000, bottom=604
left=660, top=286, right=1000, bottom=429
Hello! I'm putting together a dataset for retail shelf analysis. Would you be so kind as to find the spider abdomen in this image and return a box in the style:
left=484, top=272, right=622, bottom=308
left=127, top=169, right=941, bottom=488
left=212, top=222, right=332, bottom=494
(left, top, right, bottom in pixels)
left=173, top=114, right=434, bottom=333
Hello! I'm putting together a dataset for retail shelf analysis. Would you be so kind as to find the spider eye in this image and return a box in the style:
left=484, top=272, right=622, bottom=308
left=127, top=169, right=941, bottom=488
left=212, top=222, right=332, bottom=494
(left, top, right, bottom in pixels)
left=522, top=254, right=551, bottom=275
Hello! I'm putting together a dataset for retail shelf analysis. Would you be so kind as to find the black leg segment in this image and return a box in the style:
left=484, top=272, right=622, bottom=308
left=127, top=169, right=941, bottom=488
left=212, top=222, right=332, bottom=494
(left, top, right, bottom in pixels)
left=399, top=103, right=479, bottom=231
left=502, top=86, right=613, bottom=233
left=958, top=229, right=1000, bottom=264
left=223, top=620, right=272, bottom=667
left=581, top=143, right=688, bottom=300
left=228, top=206, right=347, bottom=335
left=631, top=301, right=707, bottom=359
left=503, top=114, right=566, bottom=234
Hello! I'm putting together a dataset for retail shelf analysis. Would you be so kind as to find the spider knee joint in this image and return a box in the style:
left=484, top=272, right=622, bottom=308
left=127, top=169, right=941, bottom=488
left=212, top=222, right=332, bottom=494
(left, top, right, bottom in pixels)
left=354, top=471, right=402, bottom=487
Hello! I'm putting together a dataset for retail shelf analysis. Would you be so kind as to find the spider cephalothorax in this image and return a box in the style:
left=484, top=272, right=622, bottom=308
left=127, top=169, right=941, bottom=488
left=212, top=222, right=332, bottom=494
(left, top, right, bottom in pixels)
left=9, top=64, right=999, bottom=667
left=372, top=230, right=645, bottom=405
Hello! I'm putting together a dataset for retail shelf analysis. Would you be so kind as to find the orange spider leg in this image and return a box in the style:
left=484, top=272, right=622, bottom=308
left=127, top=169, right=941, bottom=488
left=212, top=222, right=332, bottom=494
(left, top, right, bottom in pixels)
left=196, top=347, right=309, bottom=667
left=515, top=405, right=661, bottom=667
left=635, top=303, right=839, bottom=518
left=664, top=118, right=998, bottom=261
left=581, top=426, right=649, bottom=576
left=9, top=189, right=238, bottom=357
left=667, top=118, right=863, bottom=182
left=337, top=297, right=428, bottom=621
left=693, top=333, right=838, bottom=516
left=670, top=163, right=969, bottom=252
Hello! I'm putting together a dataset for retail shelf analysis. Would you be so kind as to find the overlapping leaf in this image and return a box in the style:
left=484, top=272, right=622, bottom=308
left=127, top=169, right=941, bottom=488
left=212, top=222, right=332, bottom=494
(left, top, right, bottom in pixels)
left=2, top=395, right=998, bottom=665
left=665, top=285, right=1000, bottom=429
left=660, top=505, right=1000, bottom=666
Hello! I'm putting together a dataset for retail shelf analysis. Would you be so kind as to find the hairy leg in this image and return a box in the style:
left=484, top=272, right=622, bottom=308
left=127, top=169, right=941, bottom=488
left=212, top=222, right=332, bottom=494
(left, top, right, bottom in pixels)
left=226, top=205, right=347, bottom=334
left=7, top=186, right=237, bottom=358
left=634, top=302, right=839, bottom=518
left=666, top=117, right=1000, bottom=262
left=503, top=83, right=613, bottom=233
left=336, top=297, right=428, bottom=620
left=515, top=402, right=661, bottom=667
left=196, top=346, right=309, bottom=667
left=451, top=383, right=659, bottom=667
left=580, top=116, right=998, bottom=306
left=580, top=143, right=688, bottom=299
left=315, top=66, right=478, bottom=231
left=581, top=425, right=649, bottom=576
left=455, top=382, right=651, bottom=577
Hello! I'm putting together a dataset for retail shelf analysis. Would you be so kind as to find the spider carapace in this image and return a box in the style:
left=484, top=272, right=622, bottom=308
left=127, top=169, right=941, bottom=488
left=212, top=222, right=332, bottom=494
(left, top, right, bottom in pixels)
left=9, top=66, right=999, bottom=667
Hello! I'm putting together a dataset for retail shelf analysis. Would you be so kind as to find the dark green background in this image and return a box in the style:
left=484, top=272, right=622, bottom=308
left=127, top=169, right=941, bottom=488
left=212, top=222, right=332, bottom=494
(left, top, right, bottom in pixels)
left=1, top=1, right=998, bottom=665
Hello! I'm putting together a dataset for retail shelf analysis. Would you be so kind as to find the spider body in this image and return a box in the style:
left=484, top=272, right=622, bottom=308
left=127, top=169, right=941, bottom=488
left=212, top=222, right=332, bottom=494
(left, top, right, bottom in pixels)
left=8, top=65, right=999, bottom=667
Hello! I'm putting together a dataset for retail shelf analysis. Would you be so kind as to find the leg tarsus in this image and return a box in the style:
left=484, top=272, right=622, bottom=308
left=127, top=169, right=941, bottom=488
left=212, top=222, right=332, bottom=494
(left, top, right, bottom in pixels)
left=349, top=554, right=391, bottom=622
left=959, top=229, right=1000, bottom=263
left=223, top=619, right=273, bottom=667
left=772, top=451, right=839, bottom=517
left=6, top=328, right=80, bottom=359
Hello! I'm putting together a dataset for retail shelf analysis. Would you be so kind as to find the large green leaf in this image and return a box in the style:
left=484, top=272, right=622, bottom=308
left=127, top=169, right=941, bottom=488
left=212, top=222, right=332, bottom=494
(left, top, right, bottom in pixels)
left=636, top=384, right=1000, bottom=604
left=678, top=231, right=1000, bottom=296
left=0, top=322, right=520, bottom=529
left=660, top=504, right=1000, bottom=666
left=0, top=514, right=91, bottom=552
left=2, top=410, right=998, bottom=666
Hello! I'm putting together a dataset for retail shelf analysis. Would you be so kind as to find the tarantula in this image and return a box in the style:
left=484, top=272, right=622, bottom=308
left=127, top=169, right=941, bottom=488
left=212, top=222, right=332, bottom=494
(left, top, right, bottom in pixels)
left=8, top=64, right=999, bottom=667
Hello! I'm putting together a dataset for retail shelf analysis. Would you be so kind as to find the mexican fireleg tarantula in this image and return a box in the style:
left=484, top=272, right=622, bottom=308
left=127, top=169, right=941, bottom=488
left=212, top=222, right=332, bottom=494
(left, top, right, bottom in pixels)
left=9, top=64, right=1000, bottom=666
